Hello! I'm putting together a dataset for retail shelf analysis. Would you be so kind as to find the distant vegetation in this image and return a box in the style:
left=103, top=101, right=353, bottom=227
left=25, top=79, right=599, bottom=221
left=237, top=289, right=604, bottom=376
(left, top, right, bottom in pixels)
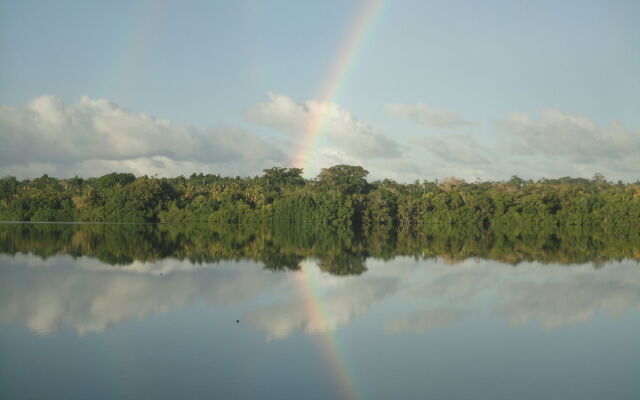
left=1, top=165, right=639, bottom=228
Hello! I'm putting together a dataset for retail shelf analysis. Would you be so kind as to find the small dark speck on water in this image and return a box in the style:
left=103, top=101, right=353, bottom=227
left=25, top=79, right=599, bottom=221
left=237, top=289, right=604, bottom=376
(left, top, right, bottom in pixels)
left=236, top=320, right=240, bottom=323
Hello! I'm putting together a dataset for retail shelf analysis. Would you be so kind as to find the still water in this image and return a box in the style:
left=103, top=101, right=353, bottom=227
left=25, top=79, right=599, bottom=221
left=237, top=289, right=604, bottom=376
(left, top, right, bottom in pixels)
left=1, top=223, right=639, bottom=399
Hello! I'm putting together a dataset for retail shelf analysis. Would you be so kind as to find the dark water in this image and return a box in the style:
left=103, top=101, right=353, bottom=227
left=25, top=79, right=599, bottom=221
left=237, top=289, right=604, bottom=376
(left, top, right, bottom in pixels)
left=1, top=223, right=639, bottom=400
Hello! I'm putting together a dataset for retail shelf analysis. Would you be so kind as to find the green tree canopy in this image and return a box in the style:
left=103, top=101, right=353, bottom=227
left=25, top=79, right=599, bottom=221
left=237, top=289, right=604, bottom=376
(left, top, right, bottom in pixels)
left=317, top=165, right=369, bottom=195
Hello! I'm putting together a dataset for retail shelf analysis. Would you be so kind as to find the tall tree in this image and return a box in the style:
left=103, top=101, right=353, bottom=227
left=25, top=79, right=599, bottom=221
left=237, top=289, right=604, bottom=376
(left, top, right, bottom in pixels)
left=317, top=165, right=369, bottom=195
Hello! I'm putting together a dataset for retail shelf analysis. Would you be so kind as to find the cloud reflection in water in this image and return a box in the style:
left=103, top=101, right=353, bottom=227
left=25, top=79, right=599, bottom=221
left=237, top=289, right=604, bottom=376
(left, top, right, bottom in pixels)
left=1, top=254, right=638, bottom=338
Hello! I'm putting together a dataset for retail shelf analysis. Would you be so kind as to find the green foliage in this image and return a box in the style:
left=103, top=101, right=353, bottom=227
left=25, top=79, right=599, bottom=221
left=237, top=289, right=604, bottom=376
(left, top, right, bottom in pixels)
left=93, top=172, right=136, bottom=189
left=0, top=168, right=639, bottom=229
left=317, top=165, right=369, bottom=195
left=261, top=167, right=305, bottom=191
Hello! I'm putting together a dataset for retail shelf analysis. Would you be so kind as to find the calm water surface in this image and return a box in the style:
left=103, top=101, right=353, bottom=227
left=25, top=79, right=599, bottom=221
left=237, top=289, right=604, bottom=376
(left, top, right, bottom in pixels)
left=1, top=223, right=639, bottom=399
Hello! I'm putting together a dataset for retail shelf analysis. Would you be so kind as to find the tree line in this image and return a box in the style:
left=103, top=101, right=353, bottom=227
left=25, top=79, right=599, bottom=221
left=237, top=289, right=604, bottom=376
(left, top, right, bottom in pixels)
left=1, top=165, right=639, bottom=227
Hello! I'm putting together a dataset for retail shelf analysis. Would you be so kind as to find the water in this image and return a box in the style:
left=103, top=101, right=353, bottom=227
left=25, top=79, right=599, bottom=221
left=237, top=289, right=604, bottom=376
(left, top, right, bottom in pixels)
left=1, top=223, right=639, bottom=399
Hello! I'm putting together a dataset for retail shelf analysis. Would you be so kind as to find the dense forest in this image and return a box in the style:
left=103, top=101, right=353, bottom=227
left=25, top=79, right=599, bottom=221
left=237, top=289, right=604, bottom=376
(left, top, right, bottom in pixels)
left=1, top=165, right=639, bottom=228
left=1, top=223, right=638, bottom=274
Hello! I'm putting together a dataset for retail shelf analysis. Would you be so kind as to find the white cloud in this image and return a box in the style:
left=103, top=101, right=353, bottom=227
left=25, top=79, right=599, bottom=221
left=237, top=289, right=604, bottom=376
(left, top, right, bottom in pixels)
left=246, top=92, right=402, bottom=160
left=1, top=94, right=638, bottom=182
left=494, top=109, right=640, bottom=180
left=500, top=109, right=640, bottom=161
left=386, top=102, right=474, bottom=129
left=398, top=107, right=640, bottom=182
left=0, top=95, right=285, bottom=178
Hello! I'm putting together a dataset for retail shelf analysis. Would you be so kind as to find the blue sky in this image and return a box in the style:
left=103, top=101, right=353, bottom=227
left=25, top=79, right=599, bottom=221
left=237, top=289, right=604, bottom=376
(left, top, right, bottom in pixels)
left=1, top=0, right=639, bottom=181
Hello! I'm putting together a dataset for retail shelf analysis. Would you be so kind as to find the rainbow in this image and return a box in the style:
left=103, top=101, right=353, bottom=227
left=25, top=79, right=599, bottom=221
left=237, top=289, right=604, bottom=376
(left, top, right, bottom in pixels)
left=291, top=0, right=387, bottom=175
left=292, top=261, right=363, bottom=400
left=285, top=3, right=387, bottom=396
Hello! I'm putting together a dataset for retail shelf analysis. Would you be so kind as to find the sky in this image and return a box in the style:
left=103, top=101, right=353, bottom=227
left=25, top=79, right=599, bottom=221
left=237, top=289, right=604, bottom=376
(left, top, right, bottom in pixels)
left=1, top=0, right=639, bottom=182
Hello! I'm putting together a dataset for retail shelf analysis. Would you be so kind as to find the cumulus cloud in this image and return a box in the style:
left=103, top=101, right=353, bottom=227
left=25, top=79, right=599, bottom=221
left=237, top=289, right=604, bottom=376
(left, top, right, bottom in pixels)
left=246, top=92, right=402, bottom=160
left=493, top=109, right=640, bottom=180
left=0, top=95, right=285, bottom=178
left=2, top=94, right=638, bottom=182
left=500, top=109, right=640, bottom=162
left=386, top=102, right=474, bottom=129
left=399, top=107, right=639, bottom=182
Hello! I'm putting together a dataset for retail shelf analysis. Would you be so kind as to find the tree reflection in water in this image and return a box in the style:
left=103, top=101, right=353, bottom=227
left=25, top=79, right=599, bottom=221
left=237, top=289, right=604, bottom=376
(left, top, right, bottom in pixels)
left=0, top=222, right=638, bottom=271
